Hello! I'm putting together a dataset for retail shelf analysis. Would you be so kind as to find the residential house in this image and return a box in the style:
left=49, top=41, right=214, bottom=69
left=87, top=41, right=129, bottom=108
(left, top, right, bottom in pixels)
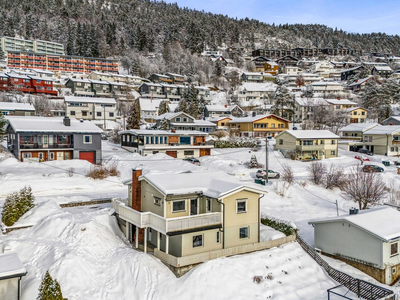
left=139, top=98, right=163, bottom=122
left=275, top=55, right=298, bottom=67
left=338, top=123, right=379, bottom=152
left=161, top=84, right=180, bottom=101
left=109, top=81, right=128, bottom=97
left=165, top=73, right=186, bottom=85
left=27, top=75, right=58, bottom=96
left=34, top=69, right=56, bottom=78
left=195, top=86, right=211, bottom=101
left=112, top=169, right=272, bottom=273
left=209, top=117, right=232, bottom=131
left=309, top=61, right=335, bottom=73
left=4, top=73, right=33, bottom=93
left=371, top=66, right=393, bottom=78
left=149, top=74, right=174, bottom=84
left=0, top=251, right=27, bottom=300
left=0, top=102, right=35, bottom=116
left=204, top=105, right=244, bottom=118
left=294, top=97, right=328, bottom=123
left=346, top=107, right=368, bottom=123
left=120, top=129, right=213, bottom=158
left=235, top=83, right=277, bottom=105
left=341, top=66, right=364, bottom=81
left=176, top=85, right=189, bottom=98
left=229, top=114, right=290, bottom=138
left=6, top=116, right=103, bottom=163
left=281, top=73, right=323, bottom=88
left=309, top=207, right=400, bottom=285
left=304, top=81, right=344, bottom=95
left=382, top=116, right=400, bottom=126
left=241, top=72, right=274, bottom=83
left=251, top=56, right=271, bottom=72
left=138, top=82, right=166, bottom=99
left=87, top=71, right=114, bottom=82
left=264, top=62, right=279, bottom=76
left=65, top=96, right=116, bottom=121
left=274, top=130, right=339, bottom=160
left=125, top=75, right=148, bottom=86
left=347, top=76, right=381, bottom=92
left=224, top=70, right=240, bottom=85
left=325, top=98, right=357, bottom=111
left=154, top=112, right=216, bottom=133
left=362, top=125, right=400, bottom=156
left=65, top=78, right=94, bottom=97
left=89, top=79, right=112, bottom=97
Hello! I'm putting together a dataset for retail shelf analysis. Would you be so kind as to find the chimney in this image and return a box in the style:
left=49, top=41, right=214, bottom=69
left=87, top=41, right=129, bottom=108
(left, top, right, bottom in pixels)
left=171, top=129, right=176, bottom=133
left=349, top=207, right=359, bottom=215
left=225, top=105, right=228, bottom=108
left=63, top=116, right=71, bottom=126
left=131, top=168, right=144, bottom=242
left=337, top=97, right=341, bottom=100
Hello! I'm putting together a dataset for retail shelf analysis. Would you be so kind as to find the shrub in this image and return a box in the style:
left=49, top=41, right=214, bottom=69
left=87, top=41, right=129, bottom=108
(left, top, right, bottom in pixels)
left=261, top=218, right=297, bottom=236
left=281, top=164, right=294, bottom=185
left=214, top=137, right=261, bottom=149
left=1, top=187, right=35, bottom=226
left=109, top=126, right=121, bottom=144
left=67, top=167, right=75, bottom=177
left=324, top=164, right=346, bottom=190
left=212, top=130, right=228, bottom=140
left=37, top=270, right=64, bottom=300
left=86, top=163, right=120, bottom=179
left=308, top=162, right=327, bottom=185
left=107, top=162, right=121, bottom=177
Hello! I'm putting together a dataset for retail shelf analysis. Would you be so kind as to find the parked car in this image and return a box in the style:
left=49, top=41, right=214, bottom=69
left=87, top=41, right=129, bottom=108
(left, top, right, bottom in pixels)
left=358, top=149, right=373, bottom=156
left=256, top=169, right=280, bottom=179
left=362, top=165, right=384, bottom=173
left=183, top=157, right=200, bottom=166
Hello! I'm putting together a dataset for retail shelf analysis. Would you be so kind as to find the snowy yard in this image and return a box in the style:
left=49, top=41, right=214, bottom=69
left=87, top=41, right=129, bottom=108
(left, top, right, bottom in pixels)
left=1, top=140, right=400, bottom=299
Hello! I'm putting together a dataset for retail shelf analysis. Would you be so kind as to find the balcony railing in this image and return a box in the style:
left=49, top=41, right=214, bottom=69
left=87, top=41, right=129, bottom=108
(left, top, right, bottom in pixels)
left=112, top=199, right=222, bottom=234
left=296, top=144, right=326, bottom=151
left=19, top=143, right=73, bottom=149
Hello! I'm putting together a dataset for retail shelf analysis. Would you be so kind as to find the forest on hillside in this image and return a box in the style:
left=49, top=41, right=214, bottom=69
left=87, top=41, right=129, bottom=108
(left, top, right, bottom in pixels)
left=1, top=0, right=400, bottom=60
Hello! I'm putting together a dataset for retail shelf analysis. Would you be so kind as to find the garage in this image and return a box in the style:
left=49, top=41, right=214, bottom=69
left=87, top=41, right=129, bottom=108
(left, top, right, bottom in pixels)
left=199, top=149, right=211, bottom=157
left=166, top=151, right=177, bottom=158
left=79, top=151, right=95, bottom=164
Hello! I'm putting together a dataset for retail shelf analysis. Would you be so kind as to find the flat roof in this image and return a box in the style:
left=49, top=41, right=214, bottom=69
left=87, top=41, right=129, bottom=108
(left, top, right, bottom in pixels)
left=119, top=129, right=208, bottom=136
left=64, top=96, right=116, bottom=104
left=0, top=252, right=27, bottom=279
left=0, top=102, right=35, bottom=111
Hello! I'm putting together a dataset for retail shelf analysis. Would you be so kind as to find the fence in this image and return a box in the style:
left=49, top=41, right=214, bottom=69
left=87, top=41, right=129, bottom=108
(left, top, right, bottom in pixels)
left=296, top=235, right=396, bottom=300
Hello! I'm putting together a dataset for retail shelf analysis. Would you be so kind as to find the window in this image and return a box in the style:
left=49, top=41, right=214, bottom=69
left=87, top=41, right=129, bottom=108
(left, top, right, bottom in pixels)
left=237, top=199, right=247, bottom=213
left=155, top=137, right=159, bottom=144
left=391, top=242, right=398, bottom=256
left=239, top=227, right=249, bottom=239
left=391, top=147, right=395, bottom=152
left=154, top=196, right=161, bottom=206
left=65, top=152, right=70, bottom=160
left=176, top=117, right=181, bottom=122
left=206, top=198, right=212, bottom=212
left=331, top=140, right=336, bottom=145
left=83, top=135, right=92, bottom=144
left=216, top=231, right=220, bottom=243
left=23, top=152, right=32, bottom=158
left=164, top=137, right=168, bottom=144
left=279, top=139, right=283, bottom=145
left=39, top=152, right=43, bottom=160
left=193, top=234, right=203, bottom=248
left=82, top=111, right=87, bottom=117
left=362, top=111, right=365, bottom=115
left=271, top=124, right=275, bottom=128
left=331, top=151, right=335, bottom=155
left=97, top=112, right=101, bottom=117
left=70, top=111, right=75, bottom=116
left=109, top=112, right=114, bottom=117
left=364, top=136, right=372, bottom=142
left=146, top=137, right=149, bottom=144
left=151, top=136, right=154, bottom=144
left=183, top=118, right=187, bottom=122
left=50, top=152, right=55, bottom=160
left=122, top=135, right=126, bottom=142
left=393, top=267, right=397, bottom=274
left=320, top=140, right=325, bottom=144
left=172, top=200, right=185, bottom=212
left=184, top=150, right=194, bottom=156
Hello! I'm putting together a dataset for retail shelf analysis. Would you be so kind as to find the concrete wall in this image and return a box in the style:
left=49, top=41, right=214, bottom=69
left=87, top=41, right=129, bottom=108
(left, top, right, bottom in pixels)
left=0, top=277, right=19, bottom=300
left=314, top=221, right=383, bottom=268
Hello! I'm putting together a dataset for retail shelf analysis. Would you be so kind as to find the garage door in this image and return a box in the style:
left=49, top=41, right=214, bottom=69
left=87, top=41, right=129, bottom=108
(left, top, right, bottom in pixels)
left=79, top=151, right=95, bottom=164
left=165, top=151, right=177, bottom=158
left=199, top=149, right=211, bottom=157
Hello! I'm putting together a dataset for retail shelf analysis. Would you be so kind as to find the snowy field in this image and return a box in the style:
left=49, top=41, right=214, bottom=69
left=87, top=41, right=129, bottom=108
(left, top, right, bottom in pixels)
left=1, top=140, right=400, bottom=299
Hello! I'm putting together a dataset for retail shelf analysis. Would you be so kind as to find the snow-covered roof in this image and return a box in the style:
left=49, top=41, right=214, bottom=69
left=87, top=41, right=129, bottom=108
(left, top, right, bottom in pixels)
left=139, top=98, right=163, bottom=111
left=152, top=73, right=170, bottom=78
left=67, top=78, right=91, bottom=84
left=141, top=171, right=266, bottom=198
left=0, top=252, right=27, bottom=279
left=0, top=102, right=35, bottom=111
left=240, top=83, right=277, bottom=92
left=364, top=125, right=400, bottom=135
left=383, top=116, right=400, bottom=123
left=374, top=66, right=393, bottom=71
left=194, top=86, right=210, bottom=91
left=165, top=72, right=184, bottom=78
left=339, top=123, right=380, bottom=132
left=309, top=207, right=400, bottom=242
left=109, top=81, right=127, bottom=86
left=154, top=112, right=194, bottom=121
left=160, top=83, right=178, bottom=88
left=27, top=75, right=53, bottom=81
left=34, top=69, right=55, bottom=75
left=242, top=72, right=274, bottom=77
left=7, top=116, right=104, bottom=133
left=168, top=103, right=178, bottom=112
left=89, top=79, right=110, bottom=85
left=209, top=116, right=233, bottom=122
left=325, top=99, right=357, bottom=105
left=141, top=82, right=162, bottom=87
left=308, top=81, right=342, bottom=86
left=119, top=129, right=207, bottom=136
left=0, top=73, right=7, bottom=78
left=64, top=96, right=116, bottom=104
left=205, top=105, right=240, bottom=112
left=229, top=114, right=290, bottom=123
left=6, top=73, right=30, bottom=79
left=347, top=76, right=375, bottom=87
left=295, top=97, right=327, bottom=106
left=281, top=130, right=339, bottom=139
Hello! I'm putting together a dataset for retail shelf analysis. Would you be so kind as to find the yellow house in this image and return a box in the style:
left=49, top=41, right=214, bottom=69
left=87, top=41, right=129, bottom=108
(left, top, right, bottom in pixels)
left=209, top=117, right=232, bottom=131
left=110, top=169, right=296, bottom=276
left=274, top=130, right=339, bottom=160
left=347, top=107, right=368, bottom=123
left=325, top=98, right=357, bottom=111
left=229, top=114, right=290, bottom=137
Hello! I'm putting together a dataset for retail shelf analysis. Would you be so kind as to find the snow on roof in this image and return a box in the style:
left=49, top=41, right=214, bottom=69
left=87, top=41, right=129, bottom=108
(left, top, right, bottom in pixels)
left=64, top=96, right=116, bottom=104
left=165, top=72, right=184, bottom=77
left=0, top=73, right=7, bottom=78
left=89, top=79, right=110, bottom=85
left=325, top=99, right=357, bottom=105
left=309, top=207, right=400, bottom=242
left=229, top=114, right=290, bottom=123
left=341, top=66, right=363, bottom=73
left=34, top=69, right=55, bottom=75
left=282, top=130, right=339, bottom=139
left=7, top=116, right=104, bottom=133
left=308, top=81, right=342, bottom=86
left=383, top=116, right=400, bottom=123
left=0, top=102, right=35, bottom=111
left=205, top=105, right=239, bottom=112
left=295, top=97, right=327, bottom=106
left=154, top=112, right=194, bottom=121
left=0, top=252, right=27, bottom=279
left=141, top=171, right=266, bottom=198
left=6, top=73, right=30, bottom=79
left=27, top=75, right=53, bottom=81
left=194, top=86, right=210, bottom=90
left=141, top=82, right=162, bottom=87
left=168, top=103, right=178, bottom=112
left=152, top=73, right=170, bottom=78
left=67, top=78, right=91, bottom=83
left=242, top=72, right=274, bottom=77
left=109, top=81, right=127, bottom=86
left=347, top=76, right=375, bottom=87
left=339, top=123, right=380, bottom=132
left=119, top=129, right=207, bottom=136
left=240, top=83, right=277, bottom=92
left=374, top=65, right=393, bottom=71
left=139, top=98, right=163, bottom=111
left=364, top=125, right=400, bottom=135
left=160, top=83, right=178, bottom=88
left=209, top=116, right=233, bottom=122
left=193, top=120, right=216, bottom=126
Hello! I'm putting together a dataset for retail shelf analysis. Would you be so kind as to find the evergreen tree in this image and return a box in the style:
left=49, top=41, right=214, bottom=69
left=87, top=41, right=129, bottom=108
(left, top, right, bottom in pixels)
left=158, top=100, right=169, bottom=116
left=272, top=87, right=295, bottom=121
left=0, top=48, right=5, bottom=60
left=214, top=60, right=223, bottom=77
left=0, top=113, right=6, bottom=135
left=126, top=99, right=141, bottom=130
left=158, top=118, right=169, bottom=130
left=1, top=186, right=35, bottom=226
left=37, top=271, right=64, bottom=300
left=248, top=155, right=259, bottom=169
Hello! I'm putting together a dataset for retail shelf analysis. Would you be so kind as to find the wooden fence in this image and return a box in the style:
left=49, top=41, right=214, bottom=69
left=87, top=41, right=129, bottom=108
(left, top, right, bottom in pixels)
left=296, top=235, right=396, bottom=300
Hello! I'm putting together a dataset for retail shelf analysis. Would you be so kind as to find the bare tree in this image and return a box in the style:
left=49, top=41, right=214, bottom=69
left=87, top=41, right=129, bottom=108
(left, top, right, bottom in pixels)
left=281, top=164, right=294, bottom=185
left=342, top=166, right=387, bottom=210
left=324, top=164, right=345, bottom=190
left=295, top=74, right=305, bottom=87
left=308, top=161, right=327, bottom=185
left=212, top=130, right=228, bottom=140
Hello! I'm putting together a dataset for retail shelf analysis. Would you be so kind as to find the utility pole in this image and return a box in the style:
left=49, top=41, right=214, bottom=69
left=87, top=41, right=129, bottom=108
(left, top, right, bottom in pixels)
left=336, top=200, right=339, bottom=216
left=103, top=104, right=106, bottom=131
left=265, top=136, right=269, bottom=183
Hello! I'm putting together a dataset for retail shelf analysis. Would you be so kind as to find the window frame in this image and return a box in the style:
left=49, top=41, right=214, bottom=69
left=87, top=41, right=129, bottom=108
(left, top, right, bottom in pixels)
left=192, top=234, right=203, bottom=248
left=206, top=198, right=212, bottom=212
left=391, top=242, right=399, bottom=257
left=239, top=226, right=249, bottom=239
left=172, top=200, right=186, bottom=213
left=236, top=199, right=247, bottom=214
left=154, top=196, right=161, bottom=206
left=83, top=135, right=92, bottom=144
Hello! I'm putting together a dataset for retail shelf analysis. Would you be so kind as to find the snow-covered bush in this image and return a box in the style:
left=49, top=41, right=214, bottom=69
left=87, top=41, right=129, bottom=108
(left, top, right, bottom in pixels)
left=324, top=164, right=346, bottom=190
left=261, top=217, right=297, bottom=237
left=37, top=270, right=64, bottom=300
left=86, top=164, right=120, bottom=180
left=244, top=154, right=264, bottom=169
left=1, top=186, right=35, bottom=227
left=109, top=126, right=121, bottom=144
left=214, top=138, right=261, bottom=149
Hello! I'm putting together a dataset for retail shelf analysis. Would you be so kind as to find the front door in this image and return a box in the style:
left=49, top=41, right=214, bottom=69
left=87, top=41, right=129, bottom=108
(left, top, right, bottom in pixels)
left=56, top=152, right=63, bottom=160
left=190, top=199, right=198, bottom=215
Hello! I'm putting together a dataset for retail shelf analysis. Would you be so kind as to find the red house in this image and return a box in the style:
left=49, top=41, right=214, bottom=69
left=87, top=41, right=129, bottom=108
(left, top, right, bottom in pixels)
left=27, top=75, right=58, bottom=96
left=5, top=73, right=34, bottom=93
left=0, top=73, right=8, bottom=91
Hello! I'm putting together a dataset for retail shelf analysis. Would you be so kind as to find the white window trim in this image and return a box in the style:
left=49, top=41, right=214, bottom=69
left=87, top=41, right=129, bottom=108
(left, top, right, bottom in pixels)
left=154, top=196, right=161, bottom=206
left=192, top=234, right=204, bottom=248
left=391, top=241, right=399, bottom=257
left=83, top=135, right=92, bottom=144
left=171, top=200, right=186, bottom=213
left=236, top=199, right=247, bottom=214
left=206, top=198, right=212, bottom=213
left=239, top=226, right=250, bottom=239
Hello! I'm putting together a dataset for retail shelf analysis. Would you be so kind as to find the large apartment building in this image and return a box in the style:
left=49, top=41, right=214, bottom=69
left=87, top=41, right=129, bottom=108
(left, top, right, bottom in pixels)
left=0, top=36, right=64, bottom=55
left=7, top=51, right=118, bottom=74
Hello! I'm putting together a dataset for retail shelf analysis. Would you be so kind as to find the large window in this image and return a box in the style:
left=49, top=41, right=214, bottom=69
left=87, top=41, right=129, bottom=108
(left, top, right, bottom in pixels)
left=236, top=199, right=247, bottom=213
left=193, top=234, right=203, bottom=247
left=172, top=200, right=185, bottom=212
left=239, top=227, right=249, bottom=239
left=391, top=242, right=398, bottom=256
left=184, top=150, right=194, bottom=156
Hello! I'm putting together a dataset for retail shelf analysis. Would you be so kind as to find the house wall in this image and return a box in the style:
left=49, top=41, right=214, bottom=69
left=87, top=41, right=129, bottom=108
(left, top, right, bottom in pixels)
left=230, top=116, right=289, bottom=137
left=274, top=131, right=297, bottom=152
left=314, top=221, right=383, bottom=268
left=222, top=190, right=259, bottom=248
left=141, top=181, right=165, bottom=217
left=181, top=228, right=223, bottom=257
left=349, top=108, right=367, bottom=123
left=0, top=277, right=19, bottom=300
left=73, top=133, right=102, bottom=163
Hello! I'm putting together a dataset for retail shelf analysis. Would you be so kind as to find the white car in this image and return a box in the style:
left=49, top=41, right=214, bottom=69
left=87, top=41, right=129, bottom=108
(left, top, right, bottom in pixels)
left=256, top=169, right=280, bottom=179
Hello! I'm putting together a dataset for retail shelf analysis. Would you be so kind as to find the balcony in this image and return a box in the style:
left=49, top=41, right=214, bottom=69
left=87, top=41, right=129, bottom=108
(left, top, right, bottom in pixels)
left=112, top=199, right=222, bottom=234
left=19, top=143, right=73, bottom=149
left=296, top=144, right=326, bottom=151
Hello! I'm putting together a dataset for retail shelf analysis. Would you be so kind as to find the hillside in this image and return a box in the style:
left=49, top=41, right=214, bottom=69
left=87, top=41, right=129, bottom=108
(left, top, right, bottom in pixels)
left=1, top=0, right=400, bottom=59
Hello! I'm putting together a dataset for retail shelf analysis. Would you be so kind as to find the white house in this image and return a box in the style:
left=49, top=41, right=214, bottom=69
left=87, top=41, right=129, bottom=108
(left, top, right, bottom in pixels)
left=304, top=81, right=344, bottom=94
left=309, top=61, right=335, bottom=73
left=281, top=73, right=323, bottom=88
left=235, top=82, right=277, bottom=105
left=64, top=96, right=117, bottom=121
left=309, top=207, right=400, bottom=285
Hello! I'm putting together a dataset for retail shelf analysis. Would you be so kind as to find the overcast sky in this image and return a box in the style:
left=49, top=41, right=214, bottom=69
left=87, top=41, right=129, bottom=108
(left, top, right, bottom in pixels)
left=164, top=0, right=400, bottom=35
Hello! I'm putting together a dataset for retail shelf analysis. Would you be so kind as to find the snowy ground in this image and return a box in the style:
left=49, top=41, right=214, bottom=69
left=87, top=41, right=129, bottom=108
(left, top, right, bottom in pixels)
left=1, top=140, right=400, bottom=299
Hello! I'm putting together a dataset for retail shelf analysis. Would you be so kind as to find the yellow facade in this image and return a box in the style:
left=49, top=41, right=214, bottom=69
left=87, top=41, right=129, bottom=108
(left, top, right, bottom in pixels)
left=230, top=115, right=290, bottom=137
left=349, top=108, right=367, bottom=123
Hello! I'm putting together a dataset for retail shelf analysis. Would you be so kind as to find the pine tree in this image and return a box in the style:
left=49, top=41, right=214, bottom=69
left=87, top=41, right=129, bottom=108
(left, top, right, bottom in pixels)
left=248, top=155, right=259, bottom=169
left=0, top=113, right=6, bottom=135
left=0, top=48, right=5, bottom=60
left=1, top=186, right=35, bottom=227
left=158, top=118, right=169, bottom=130
left=158, top=100, right=169, bottom=116
left=272, top=87, right=295, bottom=121
left=37, top=271, right=64, bottom=300
left=126, top=99, right=141, bottom=130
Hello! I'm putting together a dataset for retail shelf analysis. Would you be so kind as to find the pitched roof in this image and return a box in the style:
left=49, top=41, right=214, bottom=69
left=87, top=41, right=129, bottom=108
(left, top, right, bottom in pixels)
left=205, top=105, right=241, bottom=112
left=280, top=130, right=339, bottom=139
left=309, top=207, right=400, bottom=242
left=347, top=76, right=377, bottom=87
left=240, top=82, right=277, bottom=92
left=339, top=123, right=379, bottom=132
left=6, top=116, right=104, bottom=133
left=119, top=129, right=207, bottom=136
left=141, top=171, right=266, bottom=198
left=364, top=125, right=400, bottom=135
left=229, top=114, right=290, bottom=123
left=0, top=252, right=27, bottom=279
left=139, top=98, right=163, bottom=111
left=325, top=99, right=357, bottom=105
left=64, top=96, right=116, bottom=104
left=0, top=102, right=35, bottom=111
left=374, top=66, right=393, bottom=71
left=154, top=112, right=194, bottom=121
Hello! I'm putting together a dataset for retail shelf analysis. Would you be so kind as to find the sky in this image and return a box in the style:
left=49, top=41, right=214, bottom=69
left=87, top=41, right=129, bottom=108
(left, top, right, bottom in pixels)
left=163, top=0, right=400, bottom=35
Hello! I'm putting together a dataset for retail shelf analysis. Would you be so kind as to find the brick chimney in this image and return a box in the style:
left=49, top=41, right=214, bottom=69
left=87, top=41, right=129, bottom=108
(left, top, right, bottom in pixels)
left=225, top=104, right=228, bottom=108
left=337, top=97, right=341, bottom=100
left=131, top=168, right=142, bottom=211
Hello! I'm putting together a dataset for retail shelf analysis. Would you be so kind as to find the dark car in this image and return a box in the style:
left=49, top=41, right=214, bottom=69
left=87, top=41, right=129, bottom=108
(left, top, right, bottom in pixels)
left=358, top=149, right=373, bottom=156
left=362, top=165, right=384, bottom=173
left=256, top=169, right=280, bottom=179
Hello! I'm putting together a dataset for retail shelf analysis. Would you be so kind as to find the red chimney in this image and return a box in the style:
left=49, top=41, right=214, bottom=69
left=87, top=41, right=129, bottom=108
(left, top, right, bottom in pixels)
left=337, top=97, right=341, bottom=100
left=131, top=168, right=144, bottom=242
left=225, top=105, right=228, bottom=108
